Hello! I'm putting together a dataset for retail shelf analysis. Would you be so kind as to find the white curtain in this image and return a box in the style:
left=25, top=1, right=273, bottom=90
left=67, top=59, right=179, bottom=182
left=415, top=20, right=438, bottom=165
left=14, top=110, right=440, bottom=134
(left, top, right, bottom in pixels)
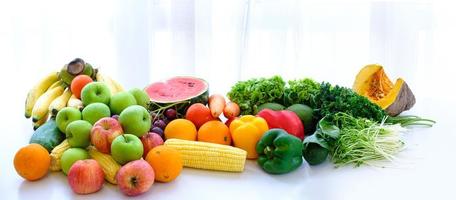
left=1, top=0, right=451, bottom=97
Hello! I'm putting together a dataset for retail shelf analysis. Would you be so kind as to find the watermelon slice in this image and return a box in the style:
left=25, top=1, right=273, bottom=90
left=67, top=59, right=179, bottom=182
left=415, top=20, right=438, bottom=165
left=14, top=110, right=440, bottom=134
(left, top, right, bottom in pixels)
left=145, top=76, right=209, bottom=113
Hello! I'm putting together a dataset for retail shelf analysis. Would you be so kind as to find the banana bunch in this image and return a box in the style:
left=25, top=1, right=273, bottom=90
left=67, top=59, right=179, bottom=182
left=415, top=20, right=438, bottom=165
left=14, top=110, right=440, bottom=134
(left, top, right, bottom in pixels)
left=25, top=72, right=60, bottom=119
left=96, top=72, right=124, bottom=95
left=25, top=72, right=67, bottom=129
left=24, top=58, right=126, bottom=130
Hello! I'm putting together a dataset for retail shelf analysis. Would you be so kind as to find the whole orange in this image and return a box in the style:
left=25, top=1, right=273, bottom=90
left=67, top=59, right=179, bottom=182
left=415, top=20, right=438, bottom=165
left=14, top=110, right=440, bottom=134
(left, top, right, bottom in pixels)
left=185, top=103, right=214, bottom=128
left=164, top=119, right=197, bottom=141
left=145, top=145, right=183, bottom=183
left=197, top=120, right=231, bottom=145
left=14, top=143, right=51, bottom=181
left=71, top=75, right=93, bottom=99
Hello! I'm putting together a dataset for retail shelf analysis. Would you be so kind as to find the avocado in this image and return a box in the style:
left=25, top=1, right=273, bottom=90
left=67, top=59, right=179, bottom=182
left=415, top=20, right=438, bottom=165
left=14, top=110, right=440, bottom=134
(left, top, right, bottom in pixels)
left=255, top=103, right=285, bottom=114
left=287, top=104, right=315, bottom=134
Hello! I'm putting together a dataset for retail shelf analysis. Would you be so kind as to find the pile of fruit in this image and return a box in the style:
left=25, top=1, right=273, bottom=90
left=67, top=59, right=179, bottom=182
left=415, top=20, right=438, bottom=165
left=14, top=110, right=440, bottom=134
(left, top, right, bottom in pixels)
left=17, top=59, right=184, bottom=196
left=14, top=59, right=435, bottom=196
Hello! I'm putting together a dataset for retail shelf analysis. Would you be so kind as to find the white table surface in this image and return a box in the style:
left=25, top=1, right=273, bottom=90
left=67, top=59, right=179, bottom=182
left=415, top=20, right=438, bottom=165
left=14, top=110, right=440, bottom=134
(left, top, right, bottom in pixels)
left=1, top=70, right=455, bottom=200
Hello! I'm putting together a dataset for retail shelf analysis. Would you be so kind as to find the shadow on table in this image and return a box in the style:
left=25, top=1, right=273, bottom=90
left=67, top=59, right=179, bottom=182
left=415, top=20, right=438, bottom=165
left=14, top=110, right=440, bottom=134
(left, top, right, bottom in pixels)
left=18, top=176, right=53, bottom=199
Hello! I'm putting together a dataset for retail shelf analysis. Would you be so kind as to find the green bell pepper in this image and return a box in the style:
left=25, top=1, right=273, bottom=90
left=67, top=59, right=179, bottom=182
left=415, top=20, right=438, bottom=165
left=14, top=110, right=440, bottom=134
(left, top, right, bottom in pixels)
left=256, top=128, right=303, bottom=174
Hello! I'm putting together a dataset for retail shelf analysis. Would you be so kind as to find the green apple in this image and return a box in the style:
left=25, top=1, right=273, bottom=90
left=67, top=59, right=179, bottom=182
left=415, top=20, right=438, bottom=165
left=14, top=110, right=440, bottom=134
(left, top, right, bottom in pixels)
left=56, top=107, right=82, bottom=133
left=81, top=82, right=111, bottom=106
left=66, top=120, right=92, bottom=148
left=82, top=102, right=111, bottom=124
left=119, top=105, right=151, bottom=137
left=111, top=134, right=143, bottom=165
left=61, top=148, right=90, bottom=175
left=109, top=91, right=137, bottom=115
left=129, top=88, right=150, bottom=109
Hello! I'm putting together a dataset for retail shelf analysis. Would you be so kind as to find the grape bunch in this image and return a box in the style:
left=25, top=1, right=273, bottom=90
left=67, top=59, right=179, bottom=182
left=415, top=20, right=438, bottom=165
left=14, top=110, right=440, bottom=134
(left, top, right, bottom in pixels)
left=149, top=108, right=177, bottom=140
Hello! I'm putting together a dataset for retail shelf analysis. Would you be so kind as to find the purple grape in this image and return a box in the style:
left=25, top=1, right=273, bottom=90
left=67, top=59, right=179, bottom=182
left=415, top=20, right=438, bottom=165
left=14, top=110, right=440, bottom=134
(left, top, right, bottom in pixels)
left=153, top=119, right=167, bottom=129
left=165, top=108, right=177, bottom=120
left=112, top=115, right=119, bottom=120
left=151, top=127, right=164, bottom=138
left=150, top=112, right=158, bottom=120
left=151, top=130, right=164, bottom=139
left=162, top=118, right=170, bottom=125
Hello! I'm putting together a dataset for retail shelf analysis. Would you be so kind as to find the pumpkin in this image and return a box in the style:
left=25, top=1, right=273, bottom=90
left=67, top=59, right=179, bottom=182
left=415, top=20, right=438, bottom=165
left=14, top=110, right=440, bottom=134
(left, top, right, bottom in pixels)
left=353, top=64, right=415, bottom=116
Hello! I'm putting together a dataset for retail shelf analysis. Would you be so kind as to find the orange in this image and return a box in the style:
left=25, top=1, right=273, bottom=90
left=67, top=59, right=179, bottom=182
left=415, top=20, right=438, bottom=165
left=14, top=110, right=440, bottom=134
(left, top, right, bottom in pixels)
left=185, top=103, right=214, bottom=128
left=145, top=145, right=183, bottom=183
left=164, top=119, right=197, bottom=141
left=70, top=75, right=93, bottom=99
left=14, top=143, right=51, bottom=181
left=197, top=120, right=231, bottom=145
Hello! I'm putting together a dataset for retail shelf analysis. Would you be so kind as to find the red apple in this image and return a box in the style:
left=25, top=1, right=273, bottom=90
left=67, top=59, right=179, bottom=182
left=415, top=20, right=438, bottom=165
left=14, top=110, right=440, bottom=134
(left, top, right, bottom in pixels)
left=68, top=159, right=105, bottom=194
left=91, top=117, right=123, bottom=153
left=116, top=160, right=155, bottom=196
left=141, top=132, right=164, bottom=158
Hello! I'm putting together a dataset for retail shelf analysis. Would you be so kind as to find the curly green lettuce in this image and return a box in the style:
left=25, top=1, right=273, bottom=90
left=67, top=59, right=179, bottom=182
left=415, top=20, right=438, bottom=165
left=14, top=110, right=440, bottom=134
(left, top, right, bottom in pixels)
left=227, top=76, right=286, bottom=115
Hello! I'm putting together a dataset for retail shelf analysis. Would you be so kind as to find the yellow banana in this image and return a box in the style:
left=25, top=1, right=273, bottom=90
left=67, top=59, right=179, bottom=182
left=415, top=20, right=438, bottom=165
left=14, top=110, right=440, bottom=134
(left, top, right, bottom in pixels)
left=33, top=113, right=49, bottom=130
left=48, top=80, right=63, bottom=89
left=95, top=71, right=105, bottom=82
left=32, top=85, right=64, bottom=122
left=67, top=94, right=83, bottom=110
left=49, top=88, right=72, bottom=116
left=25, top=72, right=59, bottom=118
left=96, top=72, right=118, bottom=95
left=108, top=76, right=124, bottom=92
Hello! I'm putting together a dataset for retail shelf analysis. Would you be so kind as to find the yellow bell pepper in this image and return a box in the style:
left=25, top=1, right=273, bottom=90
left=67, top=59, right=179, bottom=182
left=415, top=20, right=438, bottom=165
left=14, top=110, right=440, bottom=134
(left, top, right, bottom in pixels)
left=229, top=115, right=269, bottom=159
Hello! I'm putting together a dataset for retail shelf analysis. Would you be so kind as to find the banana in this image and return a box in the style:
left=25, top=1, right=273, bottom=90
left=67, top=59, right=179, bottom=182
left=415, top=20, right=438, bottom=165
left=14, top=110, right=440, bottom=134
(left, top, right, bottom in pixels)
left=95, top=71, right=105, bottom=82
left=49, top=88, right=72, bottom=116
left=67, top=94, right=83, bottom=110
left=96, top=72, right=118, bottom=95
left=48, top=80, right=63, bottom=89
left=50, top=139, right=70, bottom=171
left=25, top=72, right=59, bottom=118
left=31, top=85, right=65, bottom=122
left=108, top=76, right=124, bottom=92
left=33, top=113, right=49, bottom=130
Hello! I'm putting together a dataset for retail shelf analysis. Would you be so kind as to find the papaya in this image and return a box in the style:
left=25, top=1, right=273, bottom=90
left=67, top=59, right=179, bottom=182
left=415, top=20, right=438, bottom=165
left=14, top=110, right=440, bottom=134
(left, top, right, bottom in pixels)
left=30, top=119, right=65, bottom=152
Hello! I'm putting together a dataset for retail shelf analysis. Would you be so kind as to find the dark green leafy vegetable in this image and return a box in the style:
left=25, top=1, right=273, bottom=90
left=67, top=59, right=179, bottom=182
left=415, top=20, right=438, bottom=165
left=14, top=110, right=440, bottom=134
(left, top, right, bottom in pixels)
left=228, top=76, right=434, bottom=127
left=314, top=82, right=386, bottom=122
left=227, top=76, right=286, bottom=115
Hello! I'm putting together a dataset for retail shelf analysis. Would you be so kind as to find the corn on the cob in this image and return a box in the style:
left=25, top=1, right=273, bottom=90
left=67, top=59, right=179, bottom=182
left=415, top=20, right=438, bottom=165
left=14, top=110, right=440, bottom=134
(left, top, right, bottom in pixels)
left=50, top=139, right=70, bottom=171
left=164, top=139, right=247, bottom=172
left=88, top=146, right=121, bottom=184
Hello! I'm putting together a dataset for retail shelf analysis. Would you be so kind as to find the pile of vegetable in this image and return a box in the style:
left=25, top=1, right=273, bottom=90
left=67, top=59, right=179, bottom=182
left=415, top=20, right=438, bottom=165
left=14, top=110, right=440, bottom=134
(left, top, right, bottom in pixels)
left=227, top=65, right=434, bottom=169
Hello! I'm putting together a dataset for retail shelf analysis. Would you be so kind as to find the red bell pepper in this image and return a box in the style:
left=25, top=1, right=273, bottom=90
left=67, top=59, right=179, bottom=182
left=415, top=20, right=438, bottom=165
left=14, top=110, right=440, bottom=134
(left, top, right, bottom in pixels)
left=257, top=109, right=304, bottom=140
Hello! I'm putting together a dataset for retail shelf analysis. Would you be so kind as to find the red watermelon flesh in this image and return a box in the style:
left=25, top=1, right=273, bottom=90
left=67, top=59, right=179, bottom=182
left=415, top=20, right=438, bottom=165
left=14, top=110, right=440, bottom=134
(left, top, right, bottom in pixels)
left=145, top=76, right=208, bottom=103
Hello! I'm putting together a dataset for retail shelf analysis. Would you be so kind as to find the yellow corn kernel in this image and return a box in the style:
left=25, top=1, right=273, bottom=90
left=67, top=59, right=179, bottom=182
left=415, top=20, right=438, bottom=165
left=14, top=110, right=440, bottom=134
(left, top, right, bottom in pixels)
left=50, top=139, right=70, bottom=171
left=164, top=139, right=247, bottom=172
left=88, top=146, right=121, bottom=184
